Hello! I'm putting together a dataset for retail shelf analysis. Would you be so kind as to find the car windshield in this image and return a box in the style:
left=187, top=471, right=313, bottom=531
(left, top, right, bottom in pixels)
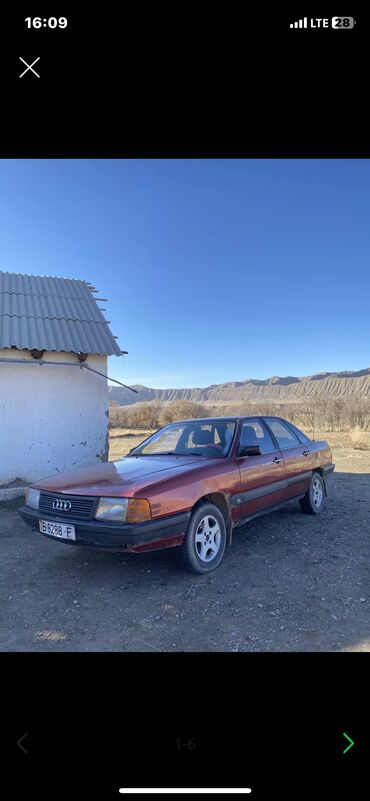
left=130, top=420, right=236, bottom=458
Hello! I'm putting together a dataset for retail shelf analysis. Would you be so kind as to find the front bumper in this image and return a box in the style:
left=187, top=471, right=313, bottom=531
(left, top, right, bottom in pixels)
left=18, top=506, right=191, bottom=551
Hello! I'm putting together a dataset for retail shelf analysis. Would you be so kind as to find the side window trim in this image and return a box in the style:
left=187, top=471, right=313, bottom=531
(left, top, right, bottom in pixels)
left=260, top=419, right=281, bottom=452
left=260, top=418, right=281, bottom=452
left=227, top=421, right=239, bottom=456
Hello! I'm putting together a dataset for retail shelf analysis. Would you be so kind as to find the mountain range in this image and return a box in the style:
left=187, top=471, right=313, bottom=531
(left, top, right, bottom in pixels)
left=108, top=368, right=370, bottom=406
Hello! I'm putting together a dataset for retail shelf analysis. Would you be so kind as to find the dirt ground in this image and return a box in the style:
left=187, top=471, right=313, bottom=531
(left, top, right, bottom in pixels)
left=1, top=431, right=369, bottom=651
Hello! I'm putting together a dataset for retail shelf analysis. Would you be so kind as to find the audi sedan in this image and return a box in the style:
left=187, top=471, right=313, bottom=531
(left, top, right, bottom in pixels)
left=19, top=416, right=335, bottom=573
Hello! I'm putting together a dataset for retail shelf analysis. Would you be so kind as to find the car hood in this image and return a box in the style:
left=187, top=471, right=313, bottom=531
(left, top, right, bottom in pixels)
left=33, top=455, right=208, bottom=496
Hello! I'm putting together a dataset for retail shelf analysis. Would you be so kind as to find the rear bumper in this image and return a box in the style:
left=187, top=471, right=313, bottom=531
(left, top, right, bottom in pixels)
left=18, top=506, right=191, bottom=551
left=321, top=463, right=335, bottom=478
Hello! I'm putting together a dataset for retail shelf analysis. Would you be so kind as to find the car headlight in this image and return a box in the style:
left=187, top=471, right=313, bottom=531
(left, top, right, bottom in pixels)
left=25, top=488, right=40, bottom=510
left=94, top=497, right=151, bottom=523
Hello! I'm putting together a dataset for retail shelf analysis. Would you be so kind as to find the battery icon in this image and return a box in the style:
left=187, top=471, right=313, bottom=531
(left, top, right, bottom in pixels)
left=331, top=16, right=356, bottom=28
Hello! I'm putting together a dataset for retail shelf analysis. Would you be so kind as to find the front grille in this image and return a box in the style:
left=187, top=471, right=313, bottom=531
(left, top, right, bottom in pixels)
left=39, top=491, right=98, bottom=520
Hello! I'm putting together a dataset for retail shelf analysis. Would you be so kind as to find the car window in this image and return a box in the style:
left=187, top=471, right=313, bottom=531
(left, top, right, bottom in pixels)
left=187, top=426, right=214, bottom=448
left=287, top=422, right=311, bottom=443
left=240, top=420, right=275, bottom=454
left=265, top=419, right=300, bottom=449
left=186, top=422, right=235, bottom=455
left=141, top=424, right=186, bottom=454
left=133, top=421, right=236, bottom=457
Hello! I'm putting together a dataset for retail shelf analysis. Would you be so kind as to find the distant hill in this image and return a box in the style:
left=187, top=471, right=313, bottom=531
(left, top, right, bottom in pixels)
left=109, top=368, right=370, bottom=406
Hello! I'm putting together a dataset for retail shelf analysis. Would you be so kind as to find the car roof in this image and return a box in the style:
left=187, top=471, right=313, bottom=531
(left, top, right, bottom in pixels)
left=168, top=415, right=285, bottom=424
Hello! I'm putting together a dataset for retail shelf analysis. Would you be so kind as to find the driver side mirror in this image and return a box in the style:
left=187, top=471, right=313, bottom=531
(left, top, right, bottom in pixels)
left=237, top=444, right=262, bottom=458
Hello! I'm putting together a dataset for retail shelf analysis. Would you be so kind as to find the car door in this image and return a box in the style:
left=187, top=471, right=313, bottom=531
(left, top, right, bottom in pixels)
left=263, top=418, right=313, bottom=500
left=236, top=419, right=286, bottom=520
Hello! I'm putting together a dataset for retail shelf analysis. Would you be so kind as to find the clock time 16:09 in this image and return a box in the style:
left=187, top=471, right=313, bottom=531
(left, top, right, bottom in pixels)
left=25, top=17, right=68, bottom=29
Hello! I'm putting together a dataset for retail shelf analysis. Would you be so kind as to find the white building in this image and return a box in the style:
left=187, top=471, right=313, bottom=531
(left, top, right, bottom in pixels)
left=0, top=271, right=127, bottom=490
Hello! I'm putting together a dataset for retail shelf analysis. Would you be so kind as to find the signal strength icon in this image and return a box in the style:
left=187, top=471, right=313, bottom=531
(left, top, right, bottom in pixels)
left=290, top=17, right=308, bottom=28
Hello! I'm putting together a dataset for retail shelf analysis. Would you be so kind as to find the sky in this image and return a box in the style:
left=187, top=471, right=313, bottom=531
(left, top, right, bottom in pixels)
left=0, top=159, right=369, bottom=388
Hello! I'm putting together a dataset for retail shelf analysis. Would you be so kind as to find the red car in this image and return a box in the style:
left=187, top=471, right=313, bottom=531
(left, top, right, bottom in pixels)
left=19, top=416, right=335, bottom=573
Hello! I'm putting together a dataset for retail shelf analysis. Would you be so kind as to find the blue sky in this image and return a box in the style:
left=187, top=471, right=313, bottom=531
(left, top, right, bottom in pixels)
left=0, top=159, right=369, bottom=388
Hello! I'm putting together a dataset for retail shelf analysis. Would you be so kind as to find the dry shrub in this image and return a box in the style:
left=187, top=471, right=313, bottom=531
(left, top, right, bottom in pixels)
left=158, top=400, right=208, bottom=426
left=109, top=397, right=370, bottom=435
left=349, top=427, right=370, bottom=450
left=109, top=400, right=208, bottom=430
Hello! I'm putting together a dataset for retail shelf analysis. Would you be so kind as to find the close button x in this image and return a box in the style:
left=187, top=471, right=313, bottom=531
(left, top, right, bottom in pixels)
left=19, top=57, right=40, bottom=78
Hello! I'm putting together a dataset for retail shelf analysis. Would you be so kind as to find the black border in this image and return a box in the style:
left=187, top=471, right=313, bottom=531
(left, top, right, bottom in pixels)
left=2, top=652, right=369, bottom=799
left=1, top=7, right=369, bottom=156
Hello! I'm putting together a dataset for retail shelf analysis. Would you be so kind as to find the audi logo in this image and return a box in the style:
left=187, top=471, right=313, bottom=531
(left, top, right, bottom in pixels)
left=52, top=499, right=72, bottom=511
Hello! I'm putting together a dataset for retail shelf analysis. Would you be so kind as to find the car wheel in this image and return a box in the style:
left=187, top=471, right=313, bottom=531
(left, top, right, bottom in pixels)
left=299, top=472, right=325, bottom=515
left=178, top=502, right=227, bottom=574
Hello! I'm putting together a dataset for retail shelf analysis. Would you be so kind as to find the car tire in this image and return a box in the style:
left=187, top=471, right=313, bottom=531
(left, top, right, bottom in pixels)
left=299, top=472, right=325, bottom=515
left=178, top=502, right=227, bottom=574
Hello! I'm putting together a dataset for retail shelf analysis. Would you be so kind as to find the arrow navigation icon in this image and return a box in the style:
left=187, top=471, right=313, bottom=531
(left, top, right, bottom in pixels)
left=342, top=732, right=355, bottom=754
left=17, top=733, right=28, bottom=754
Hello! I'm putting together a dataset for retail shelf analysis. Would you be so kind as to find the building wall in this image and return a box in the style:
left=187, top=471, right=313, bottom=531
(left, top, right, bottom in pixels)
left=0, top=349, right=109, bottom=486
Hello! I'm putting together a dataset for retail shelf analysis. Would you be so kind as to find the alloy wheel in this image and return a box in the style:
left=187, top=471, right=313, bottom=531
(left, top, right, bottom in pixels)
left=195, top=515, right=221, bottom=562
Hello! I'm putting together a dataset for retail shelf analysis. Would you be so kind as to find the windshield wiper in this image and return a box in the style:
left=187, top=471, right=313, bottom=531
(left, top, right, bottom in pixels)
left=129, top=451, right=175, bottom=457
left=131, top=451, right=201, bottom=457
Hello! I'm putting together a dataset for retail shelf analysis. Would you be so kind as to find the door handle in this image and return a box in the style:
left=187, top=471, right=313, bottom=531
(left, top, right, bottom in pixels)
left=273, top=456, right=283, bottom=464
left=302, top=449, right=310, bottom=456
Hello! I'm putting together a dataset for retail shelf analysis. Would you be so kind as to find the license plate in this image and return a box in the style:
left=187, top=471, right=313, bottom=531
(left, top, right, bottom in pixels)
left=39, top=519, right=76, bottom=541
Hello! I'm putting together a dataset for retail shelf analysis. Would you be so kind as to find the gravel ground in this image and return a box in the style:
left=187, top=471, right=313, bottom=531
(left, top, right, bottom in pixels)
left=1, top=438, right=369, bottom=651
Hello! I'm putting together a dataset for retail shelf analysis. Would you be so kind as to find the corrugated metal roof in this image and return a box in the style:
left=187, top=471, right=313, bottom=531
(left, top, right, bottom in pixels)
left=0, top=271, right=123, bottom=356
